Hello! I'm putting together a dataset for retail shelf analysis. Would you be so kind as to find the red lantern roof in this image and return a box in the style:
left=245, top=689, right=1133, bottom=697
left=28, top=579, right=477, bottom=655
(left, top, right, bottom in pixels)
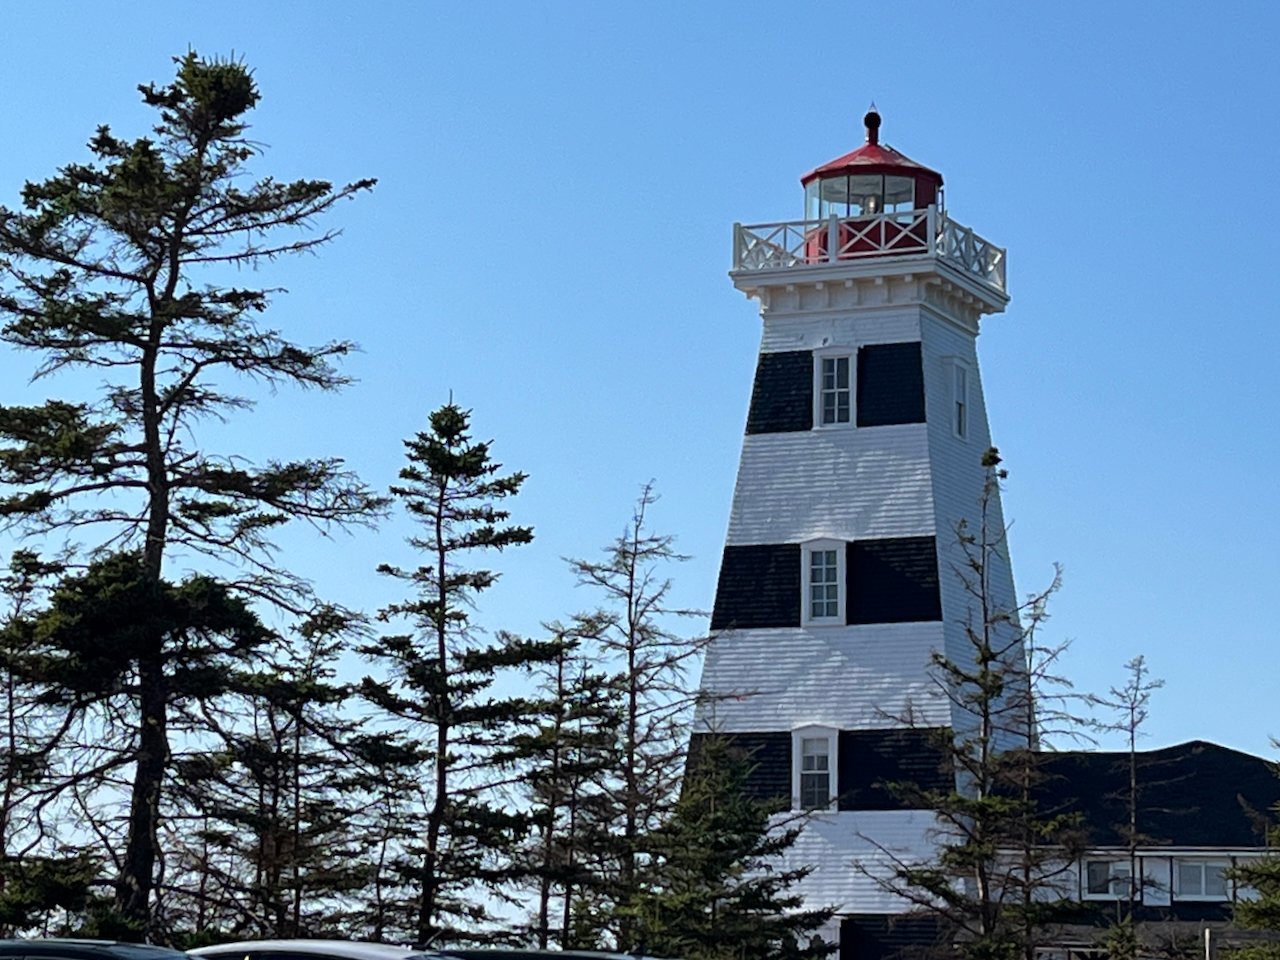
left=800, top=108, right=943, bottom=187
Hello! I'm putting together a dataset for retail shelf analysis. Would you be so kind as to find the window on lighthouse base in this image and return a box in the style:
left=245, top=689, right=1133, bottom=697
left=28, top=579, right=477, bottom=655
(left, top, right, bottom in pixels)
left=802, top=539, right=845, bottom=626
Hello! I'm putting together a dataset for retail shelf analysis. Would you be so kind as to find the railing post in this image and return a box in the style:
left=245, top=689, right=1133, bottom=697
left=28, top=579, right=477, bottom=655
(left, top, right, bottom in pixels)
left=927, top=205, right=938, bottom=256
left=827, top=213, right=839, bottom=263
left=733, top=222, right=742, bottom=269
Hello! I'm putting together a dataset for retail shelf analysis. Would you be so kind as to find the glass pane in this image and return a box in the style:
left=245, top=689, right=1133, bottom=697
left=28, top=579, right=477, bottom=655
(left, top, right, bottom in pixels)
left=1086, top=861, right=1112, bottom=895
left=836, top=357, right=849, bottom=387
left=1177, top=862, right=1201, bottom=895
left=805, top=181, right=821, bottom=221
left=1205, top=865, right=1228, bottom=897
left=848, top=175, right=883, bottom=216
left=817, top=177, right=849, bottom=218
left=800, top=772, right=828, bottom=810
left=885, top=175, right=916, bottom=212
left=801, top=738, right=828, bottom=767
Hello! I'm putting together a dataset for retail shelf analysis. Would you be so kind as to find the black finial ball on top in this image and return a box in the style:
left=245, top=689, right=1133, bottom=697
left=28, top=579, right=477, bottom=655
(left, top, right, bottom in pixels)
left=864, top=103, right=881, bottom=145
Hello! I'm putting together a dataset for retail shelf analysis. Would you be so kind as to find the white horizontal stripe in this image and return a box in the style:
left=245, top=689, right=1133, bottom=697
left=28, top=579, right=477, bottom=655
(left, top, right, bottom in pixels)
left=694, top=625, right=950, bottom=732
left=726, top=426, right=936, bottom=545
left=772, top=809, right=946, bottom=913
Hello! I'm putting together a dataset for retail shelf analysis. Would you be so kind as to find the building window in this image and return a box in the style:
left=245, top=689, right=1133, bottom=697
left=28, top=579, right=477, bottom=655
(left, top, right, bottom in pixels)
left=791, top=725, right=837, bottom=812
left=1175, top=860, right=1229, bottom=900
left=1084, top=860, right=1134, bottom=899
left=802, top=539, right=845, bottom=625
left=943, top=356, right=971, bottom=440
left=799, top=738, right=831, bottom=810
left=818, top=355, right=851, bottom=426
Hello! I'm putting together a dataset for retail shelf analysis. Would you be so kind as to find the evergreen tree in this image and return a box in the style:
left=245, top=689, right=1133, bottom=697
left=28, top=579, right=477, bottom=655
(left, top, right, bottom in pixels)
left=630, top=735, right=834, bottom=960
left=164, top=609, right=366, bottom=938
left=1227, top=796, right=1280, bottom=960
left=564, top=484, right=708, bottom=950
left=0, top=52, right=380, bottom=927
left=13, top=552, right=277, bottom=937
left=871, top=450, right=1083, bottom=960
left=514, top=629, right=621, bottom=948
left=360, top=402, right=556, bottom=945
left=0, top=550, right=110, bottom=937
left=1094, top=655, right=1165, bottom=960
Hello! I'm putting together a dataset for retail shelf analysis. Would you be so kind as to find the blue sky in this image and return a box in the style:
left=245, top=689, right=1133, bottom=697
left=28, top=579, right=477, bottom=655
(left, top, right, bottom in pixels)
left=1, top=2, right=1278, bottom=754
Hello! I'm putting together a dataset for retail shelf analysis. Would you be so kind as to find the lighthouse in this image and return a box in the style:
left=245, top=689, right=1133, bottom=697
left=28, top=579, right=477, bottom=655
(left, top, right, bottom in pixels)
left=693, top=109, right=1019, bottom=954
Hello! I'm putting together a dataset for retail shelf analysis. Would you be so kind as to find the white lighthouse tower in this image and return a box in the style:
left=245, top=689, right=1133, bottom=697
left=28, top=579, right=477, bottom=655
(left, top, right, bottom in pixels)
left=694, top=109, right=1019, bottom=957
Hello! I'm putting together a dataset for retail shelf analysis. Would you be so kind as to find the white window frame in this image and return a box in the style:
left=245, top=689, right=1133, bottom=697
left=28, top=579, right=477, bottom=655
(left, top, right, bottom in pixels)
left=801, top=538, right=846, bottom=627
left=1083, top=859, right=1136, bottom=901
left=943, top=356, right=971, bottom=441
left=813, top=349, right=854, bottom=429
left=791, top=724, right=838, bottom=813
left=1173, top=859, right=1231, bottom=901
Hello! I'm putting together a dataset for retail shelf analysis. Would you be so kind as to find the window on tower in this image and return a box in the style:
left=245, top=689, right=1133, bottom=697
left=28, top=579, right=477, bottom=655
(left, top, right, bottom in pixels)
left=820, top=356, right=851, bottom=425
left=943, top=356, right=971, bottom=440
left=791, top=724, right=838, bottom=812
left=802, top=539, right=845, bottom=625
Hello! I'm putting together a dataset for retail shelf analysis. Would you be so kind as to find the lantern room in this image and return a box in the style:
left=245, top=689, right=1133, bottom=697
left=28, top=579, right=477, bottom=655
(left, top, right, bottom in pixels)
left=801, top=108, right=943, bottom=220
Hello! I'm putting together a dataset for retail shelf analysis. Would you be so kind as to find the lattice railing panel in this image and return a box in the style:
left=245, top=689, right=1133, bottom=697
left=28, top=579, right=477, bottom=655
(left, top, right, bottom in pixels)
left=733, top=208, right=1006, bottom=295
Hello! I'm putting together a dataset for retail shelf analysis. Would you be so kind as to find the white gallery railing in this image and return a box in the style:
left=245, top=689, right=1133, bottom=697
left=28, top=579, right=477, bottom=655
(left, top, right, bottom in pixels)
left=732, top=206, right=1006, bottom=294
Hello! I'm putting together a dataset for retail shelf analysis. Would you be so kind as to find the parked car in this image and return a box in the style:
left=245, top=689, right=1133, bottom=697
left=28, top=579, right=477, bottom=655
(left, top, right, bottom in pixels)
left=439, top=951, right=671, bottom=960
left=0, top=941, right=189, bottom=960
left=190, top=941, right=445, bottom=960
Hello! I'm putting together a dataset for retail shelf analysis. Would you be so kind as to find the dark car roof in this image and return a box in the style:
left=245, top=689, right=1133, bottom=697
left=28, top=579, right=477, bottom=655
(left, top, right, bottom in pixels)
left=439, top=951, right=670, bottom=960
left=0, top=942, right=187, bottom=960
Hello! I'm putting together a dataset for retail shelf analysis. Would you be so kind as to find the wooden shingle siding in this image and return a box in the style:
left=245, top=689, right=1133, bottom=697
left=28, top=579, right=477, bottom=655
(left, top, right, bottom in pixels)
left=725, top=428, right=935, bottom=547
left=745, top=350, right=813, bottom=435
left=688, top=731, right=790, bottom=804
left=710, top=543, right=801, bottom=630
left=839, top=914, right=946, bottom=960
left=849, top=536, right=942, bottom=624
left=693, top=625, right=950, bottom=733
left=838, top=728, right=952, bottom=810
left=856, top=342, right=926, bottom=427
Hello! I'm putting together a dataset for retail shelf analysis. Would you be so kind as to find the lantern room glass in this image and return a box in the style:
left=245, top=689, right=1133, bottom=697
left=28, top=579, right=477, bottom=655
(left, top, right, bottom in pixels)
left=805, top=174, right=917, bottom=220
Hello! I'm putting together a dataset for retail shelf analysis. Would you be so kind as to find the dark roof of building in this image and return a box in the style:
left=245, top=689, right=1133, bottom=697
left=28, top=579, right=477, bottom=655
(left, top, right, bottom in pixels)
left=1034, top=740, right=1280, bottom=848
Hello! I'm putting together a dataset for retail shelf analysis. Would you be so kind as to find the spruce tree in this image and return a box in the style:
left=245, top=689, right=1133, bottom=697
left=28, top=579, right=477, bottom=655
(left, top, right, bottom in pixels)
left=1228, top=808, right=1280, bottom=960
left=360, top=402, right=556, bottom=945
left=631, top=735, right=834, bottom=960
left=871, top=450, right=1083, bottom=960
left=13, top=552, right=277, bottom=936
left=514, top=629, right=621, bottom=948
left=564, top=484, right=707, bottom=949
left=0, top=52, right=380, bottom=927
left=165, top=610, right=366, bottom=938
